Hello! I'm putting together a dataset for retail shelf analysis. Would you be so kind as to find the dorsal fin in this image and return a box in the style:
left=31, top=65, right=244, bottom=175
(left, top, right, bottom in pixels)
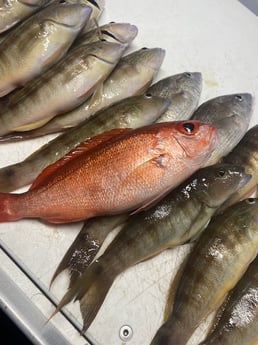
left=30, top=127, right=132, bottom=190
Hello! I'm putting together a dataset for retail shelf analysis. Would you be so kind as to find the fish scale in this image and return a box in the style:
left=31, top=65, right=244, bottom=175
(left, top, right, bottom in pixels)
left=0, top=40, right=125, bottom=135
left=151, top=198, right=258, bottom=345
left=0, top=121, right=216, bottom=223
left=49, top=163, right=250, bottom=332
left=0, top=2, right=92, bottom=97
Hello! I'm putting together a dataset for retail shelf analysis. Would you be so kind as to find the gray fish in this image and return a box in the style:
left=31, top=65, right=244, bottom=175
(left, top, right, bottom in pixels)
left=149, top=72, right=202, bottom=122
left=199, top=255, right=258, bottom=345
left=49, top=164, right=250, bottom=332
left=218, top=124, right=258, bottom=213
left=0, top=2, right=92, bottom=97
left=0, top=0, right=50, bottom=33
left=0, top=93, right=170, bottom=191
left=151, top=198, right=258, bottom=345
left=192, top=93, right=253, bottom=166
left=13, top=47, right=165, bottom=136
left=0, top=40, right=125, bottom=135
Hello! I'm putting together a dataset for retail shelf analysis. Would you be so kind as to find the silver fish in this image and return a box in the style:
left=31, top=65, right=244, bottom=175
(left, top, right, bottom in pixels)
left=0, top=41, right=125, bottom=135
left=10, top=47, right=165, bottom=136
left=0, top=2, right=92, bottom=97
left=192, top=93, right=253, bottom=166
left=149, top=72, right=202, bottom=122
left=0, top=93, right=170, bottom=191
left=0, top=0, right=50, bottom=33
left=151, top=198, right=258, bottom=345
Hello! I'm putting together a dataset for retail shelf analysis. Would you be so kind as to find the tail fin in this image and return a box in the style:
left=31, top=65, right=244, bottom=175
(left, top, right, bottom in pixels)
left=50, top=214, right=127, bottom=289
left=0, top=192, right=20, bottom=222
left=49, top=261, right=114, bottom=331
left=80, top=275, right=112, bottom=332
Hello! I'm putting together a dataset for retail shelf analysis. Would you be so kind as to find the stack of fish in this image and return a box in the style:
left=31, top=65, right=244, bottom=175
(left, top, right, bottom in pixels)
left=0, top=1, right=257, bottom=344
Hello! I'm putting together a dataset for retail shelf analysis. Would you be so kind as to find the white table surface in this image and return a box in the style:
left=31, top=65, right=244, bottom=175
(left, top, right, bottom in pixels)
left=0, top=1, right=257, bottom=344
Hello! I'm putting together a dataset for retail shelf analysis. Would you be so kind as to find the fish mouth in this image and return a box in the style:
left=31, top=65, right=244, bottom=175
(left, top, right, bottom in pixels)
left=239, top=173, right=252, bottom=189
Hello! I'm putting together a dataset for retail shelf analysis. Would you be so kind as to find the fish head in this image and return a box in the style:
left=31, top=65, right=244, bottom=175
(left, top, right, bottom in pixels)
left=82, top=0, right=105, bottom=11
left=172, top=72, right=202, bottom=97
left=99, top=22, right=138, bottom=45
left=86, top=41, right=126, bottom=64
left=193, top=93, right=254, bottom=129
left=41, top=3, right=92, bottom=31
left=167, top=120, right=217, bottom=165
left=114, top=94, right=171, bottom=127
left=125, top=47, right=166, bottom=74
left=148, top=72, right=201, bottom=98
left=193, top=163, right=252, bottom=208
left=193, top=93, right=254, bottom=165
left=79, top=0, right=105, bottom=32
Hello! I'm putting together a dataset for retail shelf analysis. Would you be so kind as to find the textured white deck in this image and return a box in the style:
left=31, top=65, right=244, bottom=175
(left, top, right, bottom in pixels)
left=0, top=1, right=257, bottom=344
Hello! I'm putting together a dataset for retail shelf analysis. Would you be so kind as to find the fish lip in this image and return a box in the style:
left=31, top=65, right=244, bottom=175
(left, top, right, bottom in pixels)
left=239, top=173, right=252, bottom=189
left=101, top=24, right=138, bottom=44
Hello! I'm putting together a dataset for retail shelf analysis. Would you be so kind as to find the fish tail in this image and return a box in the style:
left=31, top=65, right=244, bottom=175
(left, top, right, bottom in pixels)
left=79, top=273, right=112, bottom=333
left=0, top=192, right=21, bottom=222
left=150, top=320, right=189, bottom=345
left=50, top=261, right=114, bottom=331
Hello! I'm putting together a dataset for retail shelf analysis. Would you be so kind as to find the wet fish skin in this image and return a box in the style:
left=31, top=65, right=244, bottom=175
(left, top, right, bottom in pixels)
left=0, top=41, right=125, bottom=135
left=192, top=93, right=253, bottom=166
left=199, top=255, right=258, bottom=345
left=79, top=0, right=105, bottom=33
left=149, top=72, right=202, bottom=122
left=73, top=22, right=138, bottom=48
left=19, top=47, right=165, bottom=136
left=151, top=198, right=258, bottom=345
left=218, top=124, right=258, bottom=213
left=0, top=93, right=170, bottom=192
left=50, top=214, right=129, bottom=288
left=0, top=121, right=216, bottom=223
left=0, top=2, right=92, bottom=97
left=51, top=163, right=250, bottom=288
left=0, top=0, right=50, bottom=33
left=50, top=163, right=249, bottom=331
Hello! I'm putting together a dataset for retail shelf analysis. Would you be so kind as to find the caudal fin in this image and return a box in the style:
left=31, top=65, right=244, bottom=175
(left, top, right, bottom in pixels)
left=50, top=215, right=127, bottom=289
left=80, top=275, right=112, bottom=332
left=49, top=261, right=114, bottom=331
left=0, top=192, right=20, bottom=222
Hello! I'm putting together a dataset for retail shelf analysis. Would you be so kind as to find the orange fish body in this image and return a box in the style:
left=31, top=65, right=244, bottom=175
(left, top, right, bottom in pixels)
left=0, top=121, right=217, bottom=223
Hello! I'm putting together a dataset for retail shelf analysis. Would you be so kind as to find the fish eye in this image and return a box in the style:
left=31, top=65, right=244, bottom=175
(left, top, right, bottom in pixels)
left=177, top=121, right=198, bottom=135
left=246, top=198, right=256, bottom=204
left=235, top=94, right=243, bottom=102
left=183, top=122, right=195, bottom=133
left=145, top=92, right=152, bottom=98
left=184, top=72, right=192, bottom=77
left=217, top=169, right=226, bottom=177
